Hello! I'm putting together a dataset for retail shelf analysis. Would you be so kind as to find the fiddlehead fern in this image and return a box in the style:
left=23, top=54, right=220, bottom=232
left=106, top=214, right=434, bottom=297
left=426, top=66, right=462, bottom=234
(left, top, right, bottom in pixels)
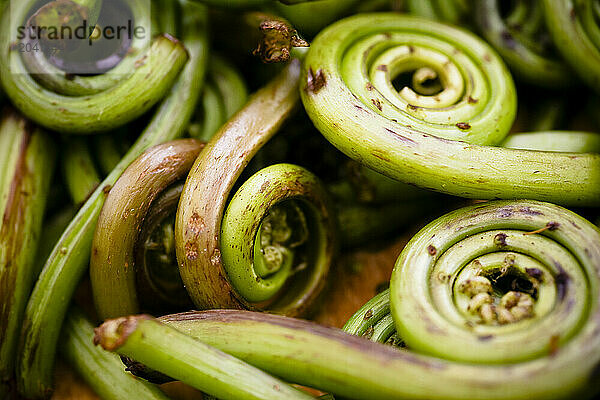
left=304, top=13, right=516, bottom=145
left=345, top=200, right=600, bottom=375
left=390, top=200, right=600, bottom=366
left=543, top=0, right=600, bottom=93
left=16, top=2, right=208, bottom=396
left=176, top=60, right=336, bottom=317
left=0, top=0, right=188, bottom=133
left=475, top=0, right=572, bottom=87
left=301, top=13, right=600, bottom=205
left=220, top=163, right=334, bottom=309
left=184, top=200, right=596, bottom=398
left=0, top=109, right=55, bottom=398
left=91, top=139, right=204, bottom=320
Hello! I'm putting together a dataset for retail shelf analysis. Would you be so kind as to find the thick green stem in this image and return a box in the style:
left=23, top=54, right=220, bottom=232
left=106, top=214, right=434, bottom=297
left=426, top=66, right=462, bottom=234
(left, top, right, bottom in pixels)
left=60, top=308, right=169, bottom=400
left=160, top=307, right=600, bottom=399
left=0, top=110, right=55, bottom=398
left=91, top=139, right=204, bottom=320
left=33, top=207, right=77, bottom=278
left=190, top=57, right=248, bottom=141
left=342, top=289, right=398, bottom=344
left=61, top=137, right=101, bottom=206
left=93, top=134, right=124, bottom=176
left=301, top=13, right=600, bottom=205
left=94, top=315, right=313, bottom=400
left=16, top=3, right=209, bottom=396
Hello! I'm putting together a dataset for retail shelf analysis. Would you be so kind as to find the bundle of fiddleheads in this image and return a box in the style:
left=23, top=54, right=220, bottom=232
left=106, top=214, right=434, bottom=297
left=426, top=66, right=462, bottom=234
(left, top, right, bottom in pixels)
left=301, top=13, right=600, bottom=205
left=1, top=2, right=599, bottom=399
left=16, top=2, right=209, bottom=396
left=0, top=109, right=55, bottom=398
left=176, top=59, right=336, bottom=317
left=0, top=0, right=188, bottom=133
left=543, top=0, right=600, bottom=93
left=90, top=139, right=204, bottom=320
left=475, top=0, right=572, bottom=87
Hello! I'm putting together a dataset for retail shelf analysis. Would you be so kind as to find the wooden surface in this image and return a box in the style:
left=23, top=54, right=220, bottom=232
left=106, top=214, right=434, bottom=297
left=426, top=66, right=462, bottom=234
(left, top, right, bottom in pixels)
left=50, top=233, right=414, bottom=400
